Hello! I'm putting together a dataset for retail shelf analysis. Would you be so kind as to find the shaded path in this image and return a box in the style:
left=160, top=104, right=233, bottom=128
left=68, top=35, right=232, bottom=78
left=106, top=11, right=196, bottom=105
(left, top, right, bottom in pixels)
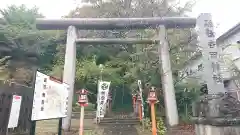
left=103, top=125, right=139, bottom=135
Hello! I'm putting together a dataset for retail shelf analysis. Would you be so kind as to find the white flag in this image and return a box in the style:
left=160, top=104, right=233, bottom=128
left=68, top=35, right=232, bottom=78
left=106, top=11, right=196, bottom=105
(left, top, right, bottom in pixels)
left=97, top=81, right=111, bottom=118
left=137, top=80, right=144, bottom=118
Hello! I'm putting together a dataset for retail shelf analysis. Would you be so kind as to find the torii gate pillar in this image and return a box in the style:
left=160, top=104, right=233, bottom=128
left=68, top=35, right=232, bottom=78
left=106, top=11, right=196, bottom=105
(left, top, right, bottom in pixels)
left=157, top=25, right=179, bottom=126
left=62, top=26, right=77, bottom=131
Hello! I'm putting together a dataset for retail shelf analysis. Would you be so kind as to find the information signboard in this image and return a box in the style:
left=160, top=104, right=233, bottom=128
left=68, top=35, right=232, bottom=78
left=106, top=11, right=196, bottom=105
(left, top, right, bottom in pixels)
left=31, top=71, right=69, bottom=120
left=8, top=95, right=22, bottom=128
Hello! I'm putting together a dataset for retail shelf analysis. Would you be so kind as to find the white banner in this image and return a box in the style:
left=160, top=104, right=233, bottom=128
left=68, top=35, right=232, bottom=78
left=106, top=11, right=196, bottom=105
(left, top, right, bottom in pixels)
left=97, top=81, right=111, bottom=118
left=8, top=95, right=22, bottom=128
left=137, top=80, right=144, bottom=118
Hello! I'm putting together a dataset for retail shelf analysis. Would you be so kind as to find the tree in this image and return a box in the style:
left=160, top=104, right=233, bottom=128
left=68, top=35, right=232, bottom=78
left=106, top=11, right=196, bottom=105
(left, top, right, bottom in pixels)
left=57, top=0, right=201, bottom=114
left=0, top=5, right=61, bottom=85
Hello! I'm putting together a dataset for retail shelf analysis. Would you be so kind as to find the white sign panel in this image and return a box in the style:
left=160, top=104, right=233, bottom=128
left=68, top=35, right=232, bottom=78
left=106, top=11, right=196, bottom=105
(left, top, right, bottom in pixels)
left=31, top=71, right=70, bottom=120
left=97, top=81, right=110, bottom=118
left=8, top=95, right=22, bottom=128
left=137, top=80, right=144, bottom=118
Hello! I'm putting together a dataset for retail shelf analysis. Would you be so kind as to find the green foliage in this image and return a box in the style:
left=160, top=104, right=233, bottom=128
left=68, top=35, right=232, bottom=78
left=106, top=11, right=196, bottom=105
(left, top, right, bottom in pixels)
left=175, top=80, right=201, bottom=119
left=0, top=5, right=42, bottom=27
left=157, top=117, right=167, bottom=135
left=144, top=117, right=166, bottom=135
left=0, top=5, right=60, bottom=84
left=1, top=1, right=201, bottom=121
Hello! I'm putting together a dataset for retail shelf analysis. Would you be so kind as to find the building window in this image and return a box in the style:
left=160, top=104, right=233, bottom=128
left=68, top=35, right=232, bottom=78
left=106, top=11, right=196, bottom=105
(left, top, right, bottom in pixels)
left=198, top=64, right=203, bottom=71
left=189, top=69, right=193, bottom=74
left=223, top=80, right=230, bottom=88
left=186, top=71, right=189, bottom=76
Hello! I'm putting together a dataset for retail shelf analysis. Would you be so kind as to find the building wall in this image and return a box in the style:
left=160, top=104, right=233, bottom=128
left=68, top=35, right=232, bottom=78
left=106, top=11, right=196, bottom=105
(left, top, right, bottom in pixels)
left=219, top=30, right=240, bottom=49
left=180, top=29, right=240, bottom=91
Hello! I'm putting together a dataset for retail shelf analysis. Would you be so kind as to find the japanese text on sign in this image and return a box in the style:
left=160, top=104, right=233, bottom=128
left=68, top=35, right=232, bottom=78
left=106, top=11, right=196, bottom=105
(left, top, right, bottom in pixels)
left=202, top=16, right=223, bottom=84
left=97, top=81, right=111, bottom=118
left=197, top=13, right=225, bottom=93
left=31, top=71, right=70, bottom=120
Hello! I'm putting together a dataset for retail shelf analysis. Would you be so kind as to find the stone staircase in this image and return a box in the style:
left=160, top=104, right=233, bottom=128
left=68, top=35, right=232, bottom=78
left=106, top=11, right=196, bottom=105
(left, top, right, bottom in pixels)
left=99, top=117, right=140, bottom=126
left=72, top=111, right=96, bottom=119
left=98, top=113, right=140, bottom=135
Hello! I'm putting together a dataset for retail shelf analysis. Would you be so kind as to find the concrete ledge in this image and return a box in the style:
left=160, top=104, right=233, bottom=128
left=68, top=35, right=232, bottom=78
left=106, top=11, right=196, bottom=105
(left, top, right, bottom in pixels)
left=192, top=117, right=240, bottom=126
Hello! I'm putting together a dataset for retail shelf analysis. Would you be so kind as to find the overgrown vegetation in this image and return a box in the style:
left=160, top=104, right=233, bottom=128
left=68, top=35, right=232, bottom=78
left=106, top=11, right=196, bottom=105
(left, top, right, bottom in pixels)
left=144, top=117, right=167, bottom=135
left=0, top=0, right=201, bottom=129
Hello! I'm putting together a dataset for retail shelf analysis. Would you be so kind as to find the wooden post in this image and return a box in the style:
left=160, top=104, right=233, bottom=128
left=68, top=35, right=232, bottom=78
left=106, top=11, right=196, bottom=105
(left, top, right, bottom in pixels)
left=62, top=26, right=77, bottom=131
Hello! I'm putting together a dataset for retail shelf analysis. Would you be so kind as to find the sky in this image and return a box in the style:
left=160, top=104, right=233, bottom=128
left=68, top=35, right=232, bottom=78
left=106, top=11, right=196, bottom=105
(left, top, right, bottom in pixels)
left=0, top=0, right=239, bottom=37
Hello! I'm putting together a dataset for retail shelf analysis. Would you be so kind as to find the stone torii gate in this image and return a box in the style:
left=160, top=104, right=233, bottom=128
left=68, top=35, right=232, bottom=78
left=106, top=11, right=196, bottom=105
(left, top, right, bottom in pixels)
left=35, top=13, right=224, bottom=134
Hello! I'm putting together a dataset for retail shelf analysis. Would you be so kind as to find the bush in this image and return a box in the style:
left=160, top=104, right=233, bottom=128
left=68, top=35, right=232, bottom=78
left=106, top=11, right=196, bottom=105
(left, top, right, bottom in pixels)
left=156, top=117, right=167, bottom=135
left=144, top=117, right=166, bottom=135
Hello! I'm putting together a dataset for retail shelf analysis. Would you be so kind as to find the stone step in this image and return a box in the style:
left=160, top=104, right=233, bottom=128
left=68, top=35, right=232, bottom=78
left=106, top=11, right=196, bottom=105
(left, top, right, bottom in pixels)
left=99, top=122, right=140, bottom=126
left=72, top=112, right=96, bottom=119
left=99, top=120, right=139, bottom=124
left=101, top=125, right=138, bottom=131
left=101, top=117, right=138, bottom=120
left=100, top=118, right=139, bottom=123
left=99, top=117, right=140, bottom=126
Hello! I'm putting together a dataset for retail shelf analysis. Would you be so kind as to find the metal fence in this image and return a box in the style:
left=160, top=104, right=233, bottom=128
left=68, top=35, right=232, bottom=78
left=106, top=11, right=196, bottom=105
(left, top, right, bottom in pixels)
left=0, top=82, right=34, bottom=135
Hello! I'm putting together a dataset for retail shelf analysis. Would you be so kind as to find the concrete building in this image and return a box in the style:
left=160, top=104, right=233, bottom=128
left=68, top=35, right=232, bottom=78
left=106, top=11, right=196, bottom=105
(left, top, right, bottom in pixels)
left=180, top=22, right=240, bottom=98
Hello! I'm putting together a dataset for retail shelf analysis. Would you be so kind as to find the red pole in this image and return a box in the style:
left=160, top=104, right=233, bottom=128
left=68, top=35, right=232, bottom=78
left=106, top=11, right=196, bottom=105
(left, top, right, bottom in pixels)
left=132, top=96, right=136, bottom=112
left=138, top=101, right=142, bottom=121
left=79, top=106, right=84, bottom=135
left=150, top=102, right=157, bottom=135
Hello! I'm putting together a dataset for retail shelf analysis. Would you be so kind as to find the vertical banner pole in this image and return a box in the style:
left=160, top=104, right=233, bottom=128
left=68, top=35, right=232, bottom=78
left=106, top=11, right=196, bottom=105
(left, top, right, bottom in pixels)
left=137, top=80, right=144, bottom=118
left=30, top=121, right=36, bottom=135
left=58, top=118, right=62, bottom=135
left=96, top=81, right=100, bottom=123
left=30, top=69, right=38, bottom=135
